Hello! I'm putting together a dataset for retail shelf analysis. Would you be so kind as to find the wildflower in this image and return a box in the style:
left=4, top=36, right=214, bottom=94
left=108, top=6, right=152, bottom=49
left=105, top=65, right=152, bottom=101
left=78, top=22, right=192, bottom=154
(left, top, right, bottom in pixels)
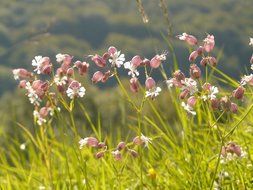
left=202, top=84, right=219, bottom=100
left=54, top=75, right=68, bottom=86
left=220, top=96, right=231, bottom=111
left=20, top=143, right=26, bottom=150
left=249, top=38, right=253, bottom=46
left=189, top=64, right=201, bottom=79
left=196, top=46, right=204, bottom=55
left=240, top=74, right=253, bottom=86
left=124, top=61, right=139, bottom=77
left=187, top=96, right=197, bottom=108
left=56, top=53, right=72, bottom=64
left=181, top=102, right=196, bottom=115
left=221, top=142, right=246, bottom=163
left=128, top=149, right=138, bottom=158
left=112, top=149, right=122, bottom=161
left=131, top=55, right=143, bottom=66
left=211, top=98, right=220, bottom=110
left=25, top=82, right=41, bottom=106
left=133, top=134, right=152, bottom=147
left=230, top=102, right=238, bottom=113
left=108, top=46, right=125, bottom=68
left=188, top=51, right=198, bottom=62
left=117, top=141, right=126, bottom=151
left=97, top=142, right=106, bottom=149
left=19, top=80, right=27, bottom=88
left=181, top=78, right=198, bottom=95
left=203, top=34, right=215, bottom=52
left=166, top=78, right=176, bottom=88
left=12, top=68, right=32, bottom=80
left=79, top=137, right=99, bottom=149
left=177, top=33, right=198, bottom=45
left=33, top=110, right=46, bottom=125
left=95, top=151, right=105, bottom=159
left=31, top=55, right=43, bottom=74
left=92, top=71, right=104, bottom=83
left=142, top=58, right=150, bottom=66
left=173, top=70, right=185, bottom=82
left=145, top=86, right=162, bottom=99
left=150, top=53, right=166, bottom=68
left=179, top=89, right=189, bottom=99
left=232, top=86, right=245, bottom=100
left=145, top=77, right=156, bottom=90
left=66, top=81, right=86, bottom=99
left=92, top=54, right=106, bottom=67
left=75, top=61, right=89, bottom=75
left=129, top=77, right=139, bottom=93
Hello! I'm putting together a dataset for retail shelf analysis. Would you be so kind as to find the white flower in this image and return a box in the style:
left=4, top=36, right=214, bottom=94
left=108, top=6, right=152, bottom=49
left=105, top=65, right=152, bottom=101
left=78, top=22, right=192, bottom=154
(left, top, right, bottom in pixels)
left=66, top=84, right=86, bottom=99
left=33, top=110, right=46, bottom=126
left=166, top=78, right=175, bottom=88
left=140, top=134, right=152, bottom=147
left=54, top=75, right=68, bottom=86
left=32, top=55, right=43, bottom=74
left=124, top=61, right=139, bottom=77
left=12, top=69, right=20, bottom=80
left=202, top=86, right=219, bottom=101
left=181, top=78, right=198, bottom=95
left=56, top=53, right=66, bottom=63
left=181, top=102, right=196, bottom=115
left=109, top=51, right=125, bottom=68
left=20, top=143, right=26, bottom=150
left=249, top=38, right=253, bottom=46
left=145, top=87, right=162, bottom=98
left=240, top=74, right=253, bottom=86
left=79, top=138, right=89, bottom=149
left=25, top=82, right=41, bottom=106
left=178, top=32, right=188, bottom=40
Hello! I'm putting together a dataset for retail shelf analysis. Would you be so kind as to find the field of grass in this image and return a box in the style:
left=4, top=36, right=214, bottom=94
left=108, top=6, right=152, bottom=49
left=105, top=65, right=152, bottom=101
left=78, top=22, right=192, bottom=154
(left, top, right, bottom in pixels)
left=0, top=31, right=253, bottom=190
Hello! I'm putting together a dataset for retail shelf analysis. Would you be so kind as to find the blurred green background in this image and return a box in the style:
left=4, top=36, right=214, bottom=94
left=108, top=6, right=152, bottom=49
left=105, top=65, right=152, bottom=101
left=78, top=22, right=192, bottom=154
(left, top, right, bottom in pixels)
left=0, top=0, right=252, bottom=135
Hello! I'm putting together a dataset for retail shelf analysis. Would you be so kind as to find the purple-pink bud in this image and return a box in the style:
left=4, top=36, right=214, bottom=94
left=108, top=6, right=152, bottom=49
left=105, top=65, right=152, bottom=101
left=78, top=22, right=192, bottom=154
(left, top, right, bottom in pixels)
left=187, top=96, right=197, bottom=107
left=128, top=149, right=138, bottom=158
left=92, top=54, right=106, bottom=67
left=203, top=34, right=215, bottom=52
left=179, top=89, right=189, bottom=99
left=189, top=64, right=201, bottom=79
left=232, top=86, right=245, bottom=100
left=130, top=77, right=139, bottom=93
left=188, top=51, right=198, bottom=62
left=92, top=71, right=104, bottom=83
left=117, top=142, right=126, bottom=151
left=150, top=55, right=161, bottom=68
left=230, top=102, right=238, bottom=113
left=95, top=151, right=105, bottom=159
left=108, top=46, right=117, bottom=55
left=145, top=77, right=156, bottom=90
left=173, top=70, right=185, bottom=82
left=131, top=55, right=142, bottom=67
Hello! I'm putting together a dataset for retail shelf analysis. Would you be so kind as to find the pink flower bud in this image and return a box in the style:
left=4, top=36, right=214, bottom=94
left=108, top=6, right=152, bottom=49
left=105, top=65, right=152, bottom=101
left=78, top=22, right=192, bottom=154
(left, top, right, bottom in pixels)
left=189, top=64, right=201, bottom=79
left=250, top=54, right=253, bottom=64
left=12, top=68, right=32, bottom=80
left=187, top=96, right=197, bottom=107
left=131, top=55, right=142, bottom=67
left=92, top=54, right=106, bottom=67
left=98, top=142, right=106, bottom=149
left=232, top=86, right=245, bottom=100
left=179, top=89, right=189, bottom=99
left=173, top=70, right=185, bottom=81
left=39, top=107, right=49, bottom=118
left=203, top=34, right=215, bottom=52
left=189, top=51, right=198, bottom=62
left=86, top=137, right=99, bottom=147
left=145, top=77, right=156, bottom=90
left=41, top=64, right=52, bottom=75
left=133, top=136, right=142, bottom=145
left=77, top=62, right=89, bottom=76
left=230, top=102, right=238, bottom=113
left=117, top=142, right=126, bottom=151
left=102, top=52, right=110, bottom=60
left=220, top=96, right=231, bottom=111
left=202, top=83, right=212, bottom=91
left=200, top=57, right=208, bottom=67
left=211, top=98, right=219, bottom=110
left=128, top=149, right=138, bottom=158
left=101, top=70, right=111, bottom=83
left=67, top=68, right=74, bottom=77
left=19, top=80, right=27, bottom=88
left=177, top=33, right=198, bottom=45
left=227, top=142, right=241, bottom=157
left=108, top=46, right=117, bottom=55
left=112, top=150, right=122, bottom=161
left=130, top=77, right=139, bottom=93
left=92, top=71, right=104, bottom=83
left=150, top=55, right=161, bottom=68
left=95, top=151, right=105, bottom=159
left=142, top=58, right=150, bottom=66
left=197, top=46, right=204, bottom=55
left=208, top=57, right=217, bottom=67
